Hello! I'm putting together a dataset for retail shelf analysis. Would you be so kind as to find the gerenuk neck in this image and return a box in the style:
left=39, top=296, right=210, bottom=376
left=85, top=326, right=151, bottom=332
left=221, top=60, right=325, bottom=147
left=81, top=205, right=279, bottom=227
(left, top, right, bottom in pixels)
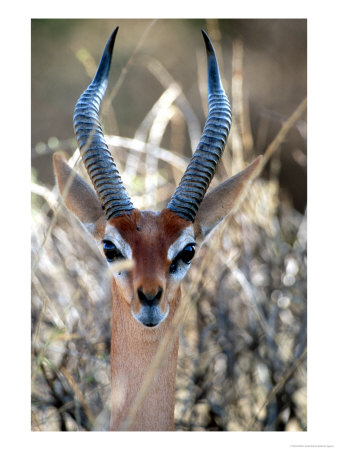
left=109, top=279, right=180, bottom=431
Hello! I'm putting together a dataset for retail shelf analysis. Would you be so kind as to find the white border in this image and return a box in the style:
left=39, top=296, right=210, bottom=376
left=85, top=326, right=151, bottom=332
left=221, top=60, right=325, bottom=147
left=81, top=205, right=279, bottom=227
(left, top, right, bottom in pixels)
left=2, top=1, right=337, bottom=448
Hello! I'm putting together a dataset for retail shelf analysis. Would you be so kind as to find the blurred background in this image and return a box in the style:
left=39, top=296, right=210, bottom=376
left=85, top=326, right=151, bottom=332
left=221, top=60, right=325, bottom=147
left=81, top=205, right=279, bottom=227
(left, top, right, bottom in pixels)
left=31, top=18, right=307, bottom=431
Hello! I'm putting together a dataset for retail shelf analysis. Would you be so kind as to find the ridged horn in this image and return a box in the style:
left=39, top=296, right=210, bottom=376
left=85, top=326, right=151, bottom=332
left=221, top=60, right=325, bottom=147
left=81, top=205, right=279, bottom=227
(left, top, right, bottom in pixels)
left=167, top=29, right=232, bottom=222
left=73, top=27, right=134, bottom=220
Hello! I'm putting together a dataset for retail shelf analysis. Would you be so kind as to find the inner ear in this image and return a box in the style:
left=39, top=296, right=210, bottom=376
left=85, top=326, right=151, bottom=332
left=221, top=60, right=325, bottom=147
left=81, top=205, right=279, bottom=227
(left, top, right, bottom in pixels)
left=194, top=156, right=261, bottom=244
left=53, top=152, right=105, bottom=226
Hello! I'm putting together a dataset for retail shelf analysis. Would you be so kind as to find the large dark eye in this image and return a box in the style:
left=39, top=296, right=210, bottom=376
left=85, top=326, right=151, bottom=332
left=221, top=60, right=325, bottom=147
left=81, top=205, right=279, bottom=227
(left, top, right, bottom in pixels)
left=169, top=244, right=195, bottom=273
left=180, top=244, right=195, bottom=264
left=103, top=240, right=123, bottom=263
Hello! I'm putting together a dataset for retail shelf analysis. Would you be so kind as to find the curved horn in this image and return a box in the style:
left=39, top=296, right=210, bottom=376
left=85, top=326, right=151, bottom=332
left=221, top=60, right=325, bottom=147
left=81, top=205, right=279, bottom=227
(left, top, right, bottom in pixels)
left=167, top=29, right=232, bottom=222
left=73, top=27, right=134, bottom=220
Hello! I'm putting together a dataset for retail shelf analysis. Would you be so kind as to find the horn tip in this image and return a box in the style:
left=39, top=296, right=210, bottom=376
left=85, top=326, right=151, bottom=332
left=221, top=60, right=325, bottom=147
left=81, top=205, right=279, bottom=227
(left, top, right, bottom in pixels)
left=201, top=29, right=214, bottom=56
left=201, top=28, right=224, bottom=94
left=110, top=26, right=119, bottom=43
left=106, top=26, right=119, bottom=56
left=92, top=27, right=119, bottom=86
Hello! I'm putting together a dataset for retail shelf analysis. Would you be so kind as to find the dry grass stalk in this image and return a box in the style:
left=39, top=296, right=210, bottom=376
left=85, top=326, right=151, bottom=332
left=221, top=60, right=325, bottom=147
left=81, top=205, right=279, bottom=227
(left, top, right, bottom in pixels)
left=31, top=29, right=307, bottom=431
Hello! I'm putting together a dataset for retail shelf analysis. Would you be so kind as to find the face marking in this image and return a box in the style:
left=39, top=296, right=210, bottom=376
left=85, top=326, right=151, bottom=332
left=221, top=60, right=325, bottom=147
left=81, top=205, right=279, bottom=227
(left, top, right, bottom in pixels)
left=104, top=225, right=133, bottom=260
left=168, top=226, right=195, bottom=261
left=104, top=209, right=193, bottom=327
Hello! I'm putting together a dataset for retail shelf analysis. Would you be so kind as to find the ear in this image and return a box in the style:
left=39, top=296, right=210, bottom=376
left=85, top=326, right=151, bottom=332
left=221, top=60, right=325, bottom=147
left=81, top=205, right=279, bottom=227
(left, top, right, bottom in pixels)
left=194, top=156, right=262, bottom=244
left=53, top=153, right=106, bottom=234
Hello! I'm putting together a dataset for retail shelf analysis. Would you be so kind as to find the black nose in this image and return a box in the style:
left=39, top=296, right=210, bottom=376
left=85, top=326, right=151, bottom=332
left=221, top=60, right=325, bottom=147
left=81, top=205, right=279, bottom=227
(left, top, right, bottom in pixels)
left=137, top=287, right=163, bottom=306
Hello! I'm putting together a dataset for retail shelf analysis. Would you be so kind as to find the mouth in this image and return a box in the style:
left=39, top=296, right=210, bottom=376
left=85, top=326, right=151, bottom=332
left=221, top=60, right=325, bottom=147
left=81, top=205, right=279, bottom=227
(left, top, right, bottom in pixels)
left=143, top=321, right=157, bottom=328
left=132, top=304, right=169, bottom=328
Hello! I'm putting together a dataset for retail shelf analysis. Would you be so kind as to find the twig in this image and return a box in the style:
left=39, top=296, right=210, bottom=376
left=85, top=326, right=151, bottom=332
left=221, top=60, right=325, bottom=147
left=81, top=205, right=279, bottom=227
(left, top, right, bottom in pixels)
left=60, top=366, right=95, bottom=425
left=259, top=98, right=307, bottom=172
left=104, top=20, right=158, bottom=107
left=247, top=347, right=307, bottom=430
left=107, top=135, right=187, bottom=172
left=31, top=152, right=81, bottom=274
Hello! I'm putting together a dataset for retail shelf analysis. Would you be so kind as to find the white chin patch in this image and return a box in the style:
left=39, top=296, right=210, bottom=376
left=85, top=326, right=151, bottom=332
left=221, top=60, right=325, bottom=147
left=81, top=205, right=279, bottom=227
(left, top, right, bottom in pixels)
left=132, top=305, right=169, bottom=328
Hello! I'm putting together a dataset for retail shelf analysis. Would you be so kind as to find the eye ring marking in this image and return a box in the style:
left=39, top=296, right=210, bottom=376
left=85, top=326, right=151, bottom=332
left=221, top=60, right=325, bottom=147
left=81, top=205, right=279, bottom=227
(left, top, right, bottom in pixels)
left=102, top=239, right=124, bottom=263
left=169, top=243, right=196, bottom=274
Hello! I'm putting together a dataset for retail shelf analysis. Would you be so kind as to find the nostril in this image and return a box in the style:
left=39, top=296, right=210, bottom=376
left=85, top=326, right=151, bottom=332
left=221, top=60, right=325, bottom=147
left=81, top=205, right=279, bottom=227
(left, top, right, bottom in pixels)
left=137, top=287, right=147, bottom=305
left=137, top=286, right=163, bottom=306
left=154, top=287, right=163, bottom=302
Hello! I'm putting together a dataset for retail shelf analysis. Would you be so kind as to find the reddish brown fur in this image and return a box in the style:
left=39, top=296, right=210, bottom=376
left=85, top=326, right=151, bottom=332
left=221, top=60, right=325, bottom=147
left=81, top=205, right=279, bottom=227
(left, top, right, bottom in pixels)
left=110, top=208, right=190, bottom=250
left=109, top=209, right=190, bottom=316
left=106, top=209, right=190, bottom=430
left=53, top=153, right=260, bottom=430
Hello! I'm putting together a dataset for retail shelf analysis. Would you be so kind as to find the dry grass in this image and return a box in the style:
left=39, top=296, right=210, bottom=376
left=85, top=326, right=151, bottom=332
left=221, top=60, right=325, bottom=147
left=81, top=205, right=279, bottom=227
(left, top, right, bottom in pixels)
left=31, top=26, right=307, bottom=431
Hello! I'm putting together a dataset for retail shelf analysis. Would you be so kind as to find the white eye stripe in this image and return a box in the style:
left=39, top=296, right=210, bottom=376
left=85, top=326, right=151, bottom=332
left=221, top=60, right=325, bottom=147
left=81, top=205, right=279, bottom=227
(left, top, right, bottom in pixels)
left=103, top=225, right=195, bottom=263
left=104, top=225, right=132, bottom=260
left=167, top=226, right=195, bottom=261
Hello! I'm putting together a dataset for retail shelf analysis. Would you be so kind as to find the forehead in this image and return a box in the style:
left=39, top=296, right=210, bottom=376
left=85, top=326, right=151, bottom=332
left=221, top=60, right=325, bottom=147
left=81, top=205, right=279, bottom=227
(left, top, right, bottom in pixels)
left=105, top=208, right=192, bottom=250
